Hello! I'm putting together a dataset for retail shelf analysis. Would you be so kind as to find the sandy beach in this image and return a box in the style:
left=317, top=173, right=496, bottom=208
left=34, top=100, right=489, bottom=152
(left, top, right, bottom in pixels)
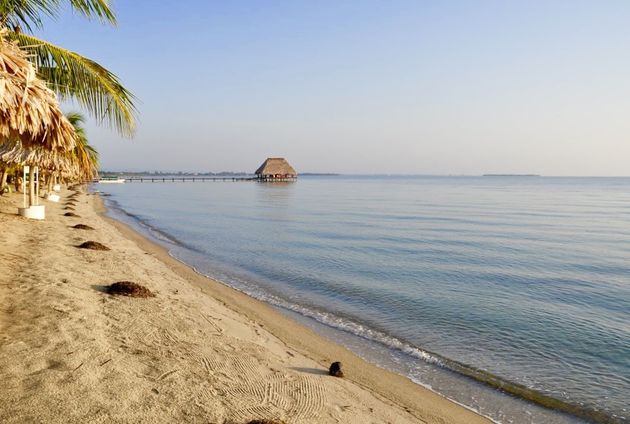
left=0, top=188, right=489, bottom=424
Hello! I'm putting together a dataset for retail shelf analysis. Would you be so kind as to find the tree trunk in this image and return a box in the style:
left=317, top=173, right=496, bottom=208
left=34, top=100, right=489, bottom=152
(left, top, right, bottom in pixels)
left=28, top=166, right=35, bottom=207
left=41, top=173, right=47, bottom=195
left=47, top=173, right=53, bottom=193
left=0, top=169, right=7, bottom=195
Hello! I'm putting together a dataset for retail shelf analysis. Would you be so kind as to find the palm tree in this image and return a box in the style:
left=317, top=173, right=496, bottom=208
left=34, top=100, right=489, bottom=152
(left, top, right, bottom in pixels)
left=0, top=0, right=136, bottom=136
left=0, top=163, right=18, bottom=194
left=66, top=111, right=99, bottom=181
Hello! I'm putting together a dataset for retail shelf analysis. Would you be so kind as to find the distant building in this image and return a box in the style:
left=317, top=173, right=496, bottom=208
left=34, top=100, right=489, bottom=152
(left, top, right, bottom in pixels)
left=255, top=158, right=297, bottom=182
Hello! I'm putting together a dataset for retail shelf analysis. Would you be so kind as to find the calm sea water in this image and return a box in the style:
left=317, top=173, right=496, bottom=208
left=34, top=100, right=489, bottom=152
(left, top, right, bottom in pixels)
left=99, top=176, right=630, bottom=424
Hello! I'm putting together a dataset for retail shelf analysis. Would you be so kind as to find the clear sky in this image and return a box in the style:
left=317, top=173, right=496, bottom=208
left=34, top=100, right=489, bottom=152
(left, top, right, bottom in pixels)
left=40, top=1, right=630, bottom=175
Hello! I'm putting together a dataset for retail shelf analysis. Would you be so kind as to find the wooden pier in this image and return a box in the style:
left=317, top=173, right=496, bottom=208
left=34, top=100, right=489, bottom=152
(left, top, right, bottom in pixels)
left=125, top=177, right=255, bottom=183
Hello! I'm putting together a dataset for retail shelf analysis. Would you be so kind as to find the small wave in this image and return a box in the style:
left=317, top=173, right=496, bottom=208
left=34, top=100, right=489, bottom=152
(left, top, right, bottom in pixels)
left=188, top=267, right=619, bottom=424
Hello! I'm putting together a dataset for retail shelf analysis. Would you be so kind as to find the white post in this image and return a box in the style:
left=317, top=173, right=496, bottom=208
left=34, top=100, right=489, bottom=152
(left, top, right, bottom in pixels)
left=34, top=166, right=39, bottom=206
left=18, top=164, right=45, bottom=220
left=22, top=165, right=27, bottom=208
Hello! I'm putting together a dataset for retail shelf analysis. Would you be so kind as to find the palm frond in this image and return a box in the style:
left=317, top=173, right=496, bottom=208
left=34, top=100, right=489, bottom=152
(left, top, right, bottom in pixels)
left=66, top=110, right=99, bottom=178
left=69, top=0, right=116, bottom=24
left=65, top=111, right=85, bottom=129
left=84, top=142, right=98, bottom=164
left=0, top=0, right=115, bottom=30
left=0, top=1, right=55, bottom=31
left=11, top=31, right=137, bottom=137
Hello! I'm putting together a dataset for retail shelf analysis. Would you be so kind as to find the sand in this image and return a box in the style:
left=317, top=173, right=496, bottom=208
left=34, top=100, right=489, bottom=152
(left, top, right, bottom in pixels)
left=0, top=188, right=490, bottom=424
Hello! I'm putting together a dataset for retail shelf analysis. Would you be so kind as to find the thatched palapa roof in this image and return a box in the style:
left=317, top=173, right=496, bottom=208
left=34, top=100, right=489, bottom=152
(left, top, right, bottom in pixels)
left=0, top=29, right=76, bottom=151
left=0, top=141, right=74, bottom=174
left=255, top=157, right=297, bottom=176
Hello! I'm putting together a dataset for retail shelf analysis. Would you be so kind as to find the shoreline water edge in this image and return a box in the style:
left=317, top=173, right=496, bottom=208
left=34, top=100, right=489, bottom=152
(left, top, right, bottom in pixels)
left=98, top=184, right=622, bottom=424
left=95, top=193, right=495, bottom=423
left=0, top=188, right=490, bottom=423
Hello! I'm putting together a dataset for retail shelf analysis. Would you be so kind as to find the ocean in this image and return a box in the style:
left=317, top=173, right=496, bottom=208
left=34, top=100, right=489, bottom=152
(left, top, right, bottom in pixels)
left=99, top=175, right=630, bottom=424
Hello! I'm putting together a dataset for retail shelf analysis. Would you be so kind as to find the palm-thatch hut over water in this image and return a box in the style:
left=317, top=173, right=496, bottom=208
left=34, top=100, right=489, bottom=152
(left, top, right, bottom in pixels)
left=255, top=157, right=297, bottom=182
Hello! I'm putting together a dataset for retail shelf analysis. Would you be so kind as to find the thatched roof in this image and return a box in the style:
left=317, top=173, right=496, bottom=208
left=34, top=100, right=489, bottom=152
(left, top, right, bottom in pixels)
left=0, top=29, right=76, bottom=151
left=255, top=157, right=297, bottom=176
left=0, top=140, right=97, bottom=180
left=0, top=141, right=74, bottom=173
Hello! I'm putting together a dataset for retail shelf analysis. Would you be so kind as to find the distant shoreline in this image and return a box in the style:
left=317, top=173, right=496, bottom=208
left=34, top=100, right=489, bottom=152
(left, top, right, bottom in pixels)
left=99, top=172, right=341, bottom=177
left=482, top=174, right=541, bottom=177
left=96, top=172, right=630, bottom=178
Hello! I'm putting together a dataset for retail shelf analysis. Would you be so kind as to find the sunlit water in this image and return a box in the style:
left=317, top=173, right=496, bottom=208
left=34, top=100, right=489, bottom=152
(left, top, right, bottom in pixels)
left=99, top=176, right=630, bottom=424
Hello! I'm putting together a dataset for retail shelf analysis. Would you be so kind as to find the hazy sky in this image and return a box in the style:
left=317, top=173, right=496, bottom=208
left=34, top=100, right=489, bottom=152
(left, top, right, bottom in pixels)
left=42, top=1, right=630, bottom=175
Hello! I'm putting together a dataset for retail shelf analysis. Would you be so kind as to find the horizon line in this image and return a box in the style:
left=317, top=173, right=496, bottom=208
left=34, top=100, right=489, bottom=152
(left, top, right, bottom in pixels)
left=98, top=171, right=630, bottom=178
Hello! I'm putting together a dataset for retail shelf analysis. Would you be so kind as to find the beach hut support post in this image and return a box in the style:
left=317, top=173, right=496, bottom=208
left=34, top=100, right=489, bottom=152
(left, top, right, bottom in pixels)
left=18, top=165, right=44, bottom=219
left=27, top=165, right=39, bottom=207
left=0, top=169, right=7, bottom=193
left=22, top=166, right=26, bottom=208
left=21, top=165, right=39, bottom=207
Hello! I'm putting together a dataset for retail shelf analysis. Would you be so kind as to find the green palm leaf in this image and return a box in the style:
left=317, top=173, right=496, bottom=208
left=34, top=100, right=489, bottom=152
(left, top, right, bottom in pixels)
left=67, top=0, right=116, bottom=24
left=66, top=111, right=99, bottom=178
left=0, top=0, right=115, bottom=31
left=0, top=1, right=56, bottom=31
left=11, top=31, right=137, bottom=136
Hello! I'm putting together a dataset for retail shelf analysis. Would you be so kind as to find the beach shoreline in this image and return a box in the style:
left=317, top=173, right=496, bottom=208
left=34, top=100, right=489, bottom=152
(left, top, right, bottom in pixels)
left=0, top=187, right=490, bottom=423
left=96, top=196, right=492, bottom=423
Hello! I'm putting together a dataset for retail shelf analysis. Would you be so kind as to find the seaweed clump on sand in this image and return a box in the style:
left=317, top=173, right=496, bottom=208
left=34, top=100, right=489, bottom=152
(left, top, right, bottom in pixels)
left=246, top=420, right=286, bottom=424
left=106, top=281, right=155, bottom=298
left=72, top=224, right=94, bottom=230
left=64, top=212, right=80, bottom=217
left=329, top=361, right=343, bottom=377
left=77, top=241, right=110, bottom=251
